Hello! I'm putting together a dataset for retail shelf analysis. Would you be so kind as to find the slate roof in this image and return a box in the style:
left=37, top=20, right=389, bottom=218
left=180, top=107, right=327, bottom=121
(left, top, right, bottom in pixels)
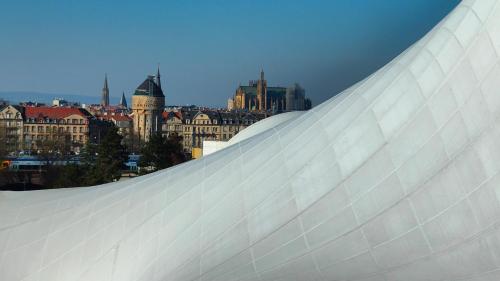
left=134, top=76, right=164, bottom=97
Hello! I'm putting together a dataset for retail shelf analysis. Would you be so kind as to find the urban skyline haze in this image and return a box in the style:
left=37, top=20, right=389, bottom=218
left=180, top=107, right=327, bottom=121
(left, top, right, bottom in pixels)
left=0, top=0, right=460, bottom=107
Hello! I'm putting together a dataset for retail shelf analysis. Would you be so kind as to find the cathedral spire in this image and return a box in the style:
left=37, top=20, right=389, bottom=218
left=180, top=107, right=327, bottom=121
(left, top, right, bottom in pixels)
left=156, top=64, right=162, bottom=90
left=101, top=73, right=110, bottom=107
left=104, top=73, right=109, bottom=89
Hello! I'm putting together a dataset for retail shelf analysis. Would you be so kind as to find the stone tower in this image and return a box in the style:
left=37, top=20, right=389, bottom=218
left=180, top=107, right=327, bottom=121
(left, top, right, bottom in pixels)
left=101, top=74, right=110, bottom=107
left=131, top=68, right=165, bottom=143
left=256, top=68, right=267, bottom=110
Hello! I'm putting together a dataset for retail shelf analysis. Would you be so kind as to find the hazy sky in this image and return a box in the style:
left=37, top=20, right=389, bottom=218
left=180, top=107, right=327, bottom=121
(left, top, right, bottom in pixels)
left=0, top=0, right=460, bottom=107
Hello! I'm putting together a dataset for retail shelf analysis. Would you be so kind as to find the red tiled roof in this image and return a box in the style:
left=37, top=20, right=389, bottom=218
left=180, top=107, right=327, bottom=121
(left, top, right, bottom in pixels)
left=25, top=106, right=90, bottom=120
left=110, top=115, right=132, bottom=121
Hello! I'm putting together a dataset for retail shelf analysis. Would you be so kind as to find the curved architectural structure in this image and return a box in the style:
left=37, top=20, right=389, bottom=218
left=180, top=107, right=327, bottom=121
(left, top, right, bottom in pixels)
left=2, top=1, right=500, bottom=280
left=226, top=111, right=304, bottom=146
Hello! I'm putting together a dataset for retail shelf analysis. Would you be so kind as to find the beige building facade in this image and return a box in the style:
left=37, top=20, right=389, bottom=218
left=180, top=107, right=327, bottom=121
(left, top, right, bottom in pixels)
left=164, top=109, right=265, bottom=156
left=22, top=107, right=93, bottom=153
left=0, top=105, right=24, bottom=152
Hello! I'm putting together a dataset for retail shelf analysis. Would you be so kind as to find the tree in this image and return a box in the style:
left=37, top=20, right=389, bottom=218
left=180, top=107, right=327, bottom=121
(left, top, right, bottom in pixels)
left=36, top=130, right=72, bottom=163
left=139, top=133, right=186, bottom=174
left=126, top=132, right=144, bottom=154
left=85, top=127, right=128, bottom=185
left=0, top=123, right=7, bottom=159
left=45, top=164, right=86, bottom=189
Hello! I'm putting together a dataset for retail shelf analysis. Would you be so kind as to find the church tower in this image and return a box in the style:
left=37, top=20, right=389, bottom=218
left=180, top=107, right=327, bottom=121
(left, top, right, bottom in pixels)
left=119, top=92, right=128, bottom=108
left=256, top=68, right=267, bottom=110
left=101, top=74, right=110, bottom=107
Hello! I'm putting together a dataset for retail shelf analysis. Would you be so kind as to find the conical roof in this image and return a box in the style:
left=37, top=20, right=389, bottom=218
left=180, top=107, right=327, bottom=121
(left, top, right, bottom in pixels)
left=119, top=92, right=128, bottom=108
left=134, top=75, right=164, bottom=97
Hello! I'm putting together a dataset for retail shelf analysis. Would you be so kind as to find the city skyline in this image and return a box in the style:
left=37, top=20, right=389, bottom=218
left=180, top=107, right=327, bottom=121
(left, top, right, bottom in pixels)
left=0, top=0, right=459, bottom=107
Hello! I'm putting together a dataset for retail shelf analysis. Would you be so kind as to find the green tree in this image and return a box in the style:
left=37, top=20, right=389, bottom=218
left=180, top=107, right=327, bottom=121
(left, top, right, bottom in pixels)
left=139, top=133, right=186, bottom=174
left=80, top=142, right=97, bottom=167
left=45, top=164, right=86, bottom=189
left=86, top=127, right=128, bottom=184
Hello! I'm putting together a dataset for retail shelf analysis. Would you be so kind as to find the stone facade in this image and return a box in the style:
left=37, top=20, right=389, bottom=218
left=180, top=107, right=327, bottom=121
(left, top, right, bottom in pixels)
left=22, top=107, right=94, bottom=153
left=131, top=70, right=165, bottom=143
left=230, top=69, right=311, bottom=112
left=0, top=105, right=24, bottom=152
left=162, top=109, right=265, bottom=155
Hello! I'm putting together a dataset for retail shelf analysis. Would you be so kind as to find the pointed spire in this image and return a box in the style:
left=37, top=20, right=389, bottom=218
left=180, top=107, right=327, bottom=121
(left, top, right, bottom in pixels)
left=101, top=73, right=110, bottom=107
left=119, top=91, right=128, bottom=108
left=156, top=64, right=162, bottom=90
left=104, top=73, right=109, bottom=90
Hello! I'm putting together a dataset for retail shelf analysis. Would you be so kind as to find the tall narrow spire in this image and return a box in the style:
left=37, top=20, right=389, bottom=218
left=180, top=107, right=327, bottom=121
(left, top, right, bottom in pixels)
left=101, top=73, right=110, bottom=107
left=156, top=65, right=162, bottom=90
left=119, top=91, right=128, bottom=108
left=104, top=73, right=109, bottom=89
left=260, top=68, right=265, bottom=81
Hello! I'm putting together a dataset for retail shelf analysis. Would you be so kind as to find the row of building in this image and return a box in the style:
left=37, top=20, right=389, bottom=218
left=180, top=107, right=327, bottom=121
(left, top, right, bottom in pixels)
left=0, top=103, right=266, bottom=157
left=0, top=67, right=310, bottom=158
left=162, top=109, right=265, bottom=156
left=0, top=105, right=112, bottom=154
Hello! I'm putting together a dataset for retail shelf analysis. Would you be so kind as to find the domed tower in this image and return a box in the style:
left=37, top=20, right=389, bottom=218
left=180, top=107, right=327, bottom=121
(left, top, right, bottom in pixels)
left=131, top=67, right=165, bottom=142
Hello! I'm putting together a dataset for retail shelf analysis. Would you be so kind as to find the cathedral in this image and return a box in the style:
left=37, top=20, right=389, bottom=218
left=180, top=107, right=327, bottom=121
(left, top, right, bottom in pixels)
left=131, top=67, right=165, bottom=142
left=229, top=69, right=310, bottom=112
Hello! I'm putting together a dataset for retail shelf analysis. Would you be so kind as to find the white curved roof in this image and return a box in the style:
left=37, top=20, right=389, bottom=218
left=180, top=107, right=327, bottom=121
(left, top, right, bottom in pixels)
left=3, top=1, right=500, bottom=280
left=227, top=111, right=304, bottom=145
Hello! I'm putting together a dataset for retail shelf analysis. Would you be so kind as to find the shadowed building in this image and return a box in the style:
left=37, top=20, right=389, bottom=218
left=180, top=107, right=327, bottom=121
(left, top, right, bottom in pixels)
left=131, top=67, right=165, bottom=142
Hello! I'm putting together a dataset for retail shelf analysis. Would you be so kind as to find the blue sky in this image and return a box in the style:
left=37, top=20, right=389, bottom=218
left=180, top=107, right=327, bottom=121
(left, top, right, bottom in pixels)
left=0, top=0, right=460, bottom=107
